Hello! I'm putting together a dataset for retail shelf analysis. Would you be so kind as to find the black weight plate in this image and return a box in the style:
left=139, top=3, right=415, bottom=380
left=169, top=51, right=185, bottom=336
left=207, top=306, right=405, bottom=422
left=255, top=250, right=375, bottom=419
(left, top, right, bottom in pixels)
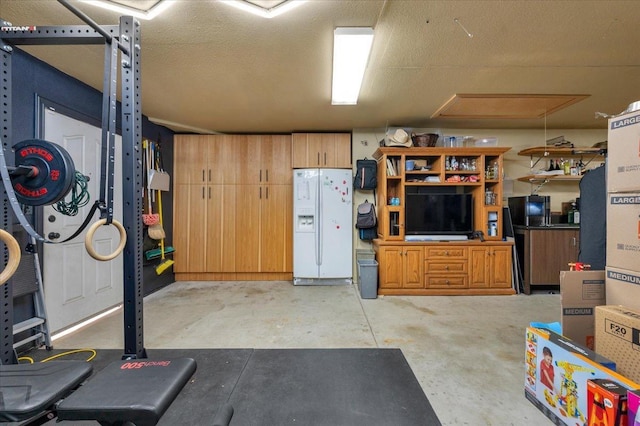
left=12, top=139, right=76, bottom=206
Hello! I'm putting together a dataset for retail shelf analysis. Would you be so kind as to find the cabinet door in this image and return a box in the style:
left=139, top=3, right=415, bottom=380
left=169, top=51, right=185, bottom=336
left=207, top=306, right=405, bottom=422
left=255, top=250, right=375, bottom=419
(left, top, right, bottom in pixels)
left=260, top=184, right=292, bottom=273
left=332, top=133, right=352, bottom=168
left=403, top=246, right=424, bottom=288
left=208, top=135, right=238, bottom=185
left=174, top=135, right=208, bottom=185
left=235, top=185, right=262, bottom=272
left=469, top=247, right=489, bottom=288
left=292, top=133, right=309, bottom=168
left=261, top=135, right=292, bottom=184
left=173, top=184, right=208, bottom=272
left=205, top=185, right=237, bottom=272
left=490, top=246, right=512, bottom=288
left=530, top=229, right=578, bottom=285
left=235, top=135, right=261, bottom=184
left=378, top=246, right=403, bottom=289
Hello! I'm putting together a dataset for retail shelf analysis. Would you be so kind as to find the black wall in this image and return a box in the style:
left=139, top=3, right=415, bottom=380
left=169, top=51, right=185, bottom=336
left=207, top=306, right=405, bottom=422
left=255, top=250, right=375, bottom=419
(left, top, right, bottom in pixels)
left=9, top=48, right=176, bottom=326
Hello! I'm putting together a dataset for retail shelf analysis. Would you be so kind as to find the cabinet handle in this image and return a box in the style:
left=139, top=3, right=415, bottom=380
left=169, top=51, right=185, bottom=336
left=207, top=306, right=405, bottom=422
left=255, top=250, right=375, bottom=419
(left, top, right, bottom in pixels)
left=324, top=152, right=327, bottom=165
left=208, top=169, right=211, bottom=182
left=259, top=170, right=262, bottom=182
left=317, top=152, right=320, bottom=165
left=572, top=237, right=577, bottom=247
left=266, top=186, right=269, bottom=199
left=445, top=265, right=449, bottom=270
left=259, top=187, right=262, bottom=199
left=202, top=170, right=205, bottom=182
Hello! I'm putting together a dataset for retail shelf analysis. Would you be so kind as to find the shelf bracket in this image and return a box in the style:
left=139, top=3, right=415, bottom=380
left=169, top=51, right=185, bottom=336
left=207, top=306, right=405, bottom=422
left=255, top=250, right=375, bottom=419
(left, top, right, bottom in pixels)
left=529, top=178, right=549, bottom=195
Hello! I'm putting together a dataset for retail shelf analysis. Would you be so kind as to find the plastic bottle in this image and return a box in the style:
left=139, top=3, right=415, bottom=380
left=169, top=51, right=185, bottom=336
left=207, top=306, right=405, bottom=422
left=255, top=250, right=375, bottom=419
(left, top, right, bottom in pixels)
left=489, top=223, right=497, bottom=237
left=573, top=206, right=580, bottom=224
left=563, top=158, right=570, bottom=175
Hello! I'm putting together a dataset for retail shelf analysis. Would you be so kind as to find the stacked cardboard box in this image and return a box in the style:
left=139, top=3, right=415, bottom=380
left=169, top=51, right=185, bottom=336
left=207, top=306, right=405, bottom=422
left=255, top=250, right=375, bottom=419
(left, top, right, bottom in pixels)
left=606, top=111, right=640, bottom=310
left=560, top=271, right=605, bottom=350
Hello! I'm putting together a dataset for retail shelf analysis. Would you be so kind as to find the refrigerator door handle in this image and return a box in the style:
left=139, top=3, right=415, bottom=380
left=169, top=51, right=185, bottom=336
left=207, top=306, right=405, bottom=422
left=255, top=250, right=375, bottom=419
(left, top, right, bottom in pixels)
left=316, top=172, right=322, bottom=266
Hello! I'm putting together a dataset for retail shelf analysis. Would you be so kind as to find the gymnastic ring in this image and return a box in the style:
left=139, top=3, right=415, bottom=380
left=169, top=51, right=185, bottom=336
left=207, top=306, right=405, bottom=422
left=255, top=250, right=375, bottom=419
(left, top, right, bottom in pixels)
left=0, top=229, right=21, bottom=286
left=85, top=219, right=127, bottom=261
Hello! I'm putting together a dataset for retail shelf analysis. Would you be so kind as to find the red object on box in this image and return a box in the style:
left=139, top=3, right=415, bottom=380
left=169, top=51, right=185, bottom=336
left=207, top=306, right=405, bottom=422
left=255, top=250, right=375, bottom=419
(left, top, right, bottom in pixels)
left=587, top=379, right=628, bottom=426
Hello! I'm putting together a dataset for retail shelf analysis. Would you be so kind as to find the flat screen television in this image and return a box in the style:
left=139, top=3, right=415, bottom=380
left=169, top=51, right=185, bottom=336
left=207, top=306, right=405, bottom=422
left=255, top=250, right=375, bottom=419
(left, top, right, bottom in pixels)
left=405, top=193, right=474, bottom=236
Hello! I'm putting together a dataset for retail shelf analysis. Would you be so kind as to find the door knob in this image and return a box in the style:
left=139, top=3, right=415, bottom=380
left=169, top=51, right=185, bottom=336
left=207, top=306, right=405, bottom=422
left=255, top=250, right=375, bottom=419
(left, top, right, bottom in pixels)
left=48, top=232, right=60, bottom=240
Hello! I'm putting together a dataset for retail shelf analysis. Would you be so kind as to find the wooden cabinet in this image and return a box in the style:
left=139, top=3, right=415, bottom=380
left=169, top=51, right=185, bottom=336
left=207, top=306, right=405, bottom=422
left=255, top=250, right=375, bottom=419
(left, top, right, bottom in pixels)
left=469, top=246, right=512, bottom=289
left=372, top=147, right=514, bottom=296
left=373, top=147, right=509, bottom=242
left=378, top=246, right=423, bottom=290
left=516, top=227, right=579, bottom=294
left=292, top=133, right=351, bottom=168
left=374, top=241, right=514, bottom=295
left=424, top=246, right=468, bottom=290
left=173, top=134, right=292, bottom=280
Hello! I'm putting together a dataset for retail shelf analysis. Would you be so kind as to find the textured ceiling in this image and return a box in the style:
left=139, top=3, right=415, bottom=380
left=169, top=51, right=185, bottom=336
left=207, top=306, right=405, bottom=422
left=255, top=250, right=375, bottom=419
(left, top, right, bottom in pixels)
left=1, top=0, right=640, bottom=133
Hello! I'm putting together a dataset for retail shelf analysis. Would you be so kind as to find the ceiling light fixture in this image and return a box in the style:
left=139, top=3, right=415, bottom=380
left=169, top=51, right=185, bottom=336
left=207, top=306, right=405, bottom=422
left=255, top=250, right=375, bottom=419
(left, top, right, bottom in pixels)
left=81, top=0, right=175, bottom=20
left=219, top=0, right=307, bottom=19
left=331, top=27, right=374, bottom=105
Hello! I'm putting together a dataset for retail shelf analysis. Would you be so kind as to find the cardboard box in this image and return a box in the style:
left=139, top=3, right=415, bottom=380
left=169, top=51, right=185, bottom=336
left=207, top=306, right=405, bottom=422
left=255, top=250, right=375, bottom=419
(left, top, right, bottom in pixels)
left=560, top=270, right=606, bottom=350
left=587, top=379, right=628, bottom=426
left=607, top=111, right=640, bottom=193
left=595, top=305, right=640, bottom=384
left=629, top=389, right=640, bottom=426
left=524, top=326, right=638, bottom=425
left=606, top=267, right=640, bottom=312
left=606, top=192, right=640, bottom=271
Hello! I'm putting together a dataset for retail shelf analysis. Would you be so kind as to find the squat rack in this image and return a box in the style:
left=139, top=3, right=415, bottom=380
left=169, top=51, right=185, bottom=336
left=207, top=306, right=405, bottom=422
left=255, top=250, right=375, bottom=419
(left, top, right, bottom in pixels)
left=0, top=2, right=146, bottom=364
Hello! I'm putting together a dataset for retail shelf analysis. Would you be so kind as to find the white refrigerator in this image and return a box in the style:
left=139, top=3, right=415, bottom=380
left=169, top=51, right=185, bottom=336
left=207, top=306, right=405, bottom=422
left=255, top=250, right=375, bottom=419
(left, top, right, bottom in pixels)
left=293, top=169, right=353, bottom=285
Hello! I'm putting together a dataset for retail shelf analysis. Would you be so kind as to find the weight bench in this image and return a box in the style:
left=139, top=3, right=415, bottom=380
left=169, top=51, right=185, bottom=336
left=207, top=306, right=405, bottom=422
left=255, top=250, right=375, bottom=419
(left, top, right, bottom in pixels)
left=0, top=357, right=196, bottom=426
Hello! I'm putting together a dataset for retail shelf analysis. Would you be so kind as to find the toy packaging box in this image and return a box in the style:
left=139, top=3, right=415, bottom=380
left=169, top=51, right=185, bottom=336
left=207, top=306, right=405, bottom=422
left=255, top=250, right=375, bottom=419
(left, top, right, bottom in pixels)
left=525, top=326, right=639, bottom=425
left=586, top=379, right=628, bottom=426
left=629, top=390, right=640, bottom=426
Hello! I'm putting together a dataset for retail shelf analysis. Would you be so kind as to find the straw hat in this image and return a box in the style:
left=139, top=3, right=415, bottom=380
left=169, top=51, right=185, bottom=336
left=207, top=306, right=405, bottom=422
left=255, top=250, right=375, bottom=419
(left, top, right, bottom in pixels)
left=386, top=129, right=411, bottom=147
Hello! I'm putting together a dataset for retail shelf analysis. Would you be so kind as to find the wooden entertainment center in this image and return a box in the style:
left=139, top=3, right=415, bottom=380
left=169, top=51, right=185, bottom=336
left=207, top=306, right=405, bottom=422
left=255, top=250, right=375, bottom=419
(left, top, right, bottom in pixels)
left=372, top=147, right=515, bottom=296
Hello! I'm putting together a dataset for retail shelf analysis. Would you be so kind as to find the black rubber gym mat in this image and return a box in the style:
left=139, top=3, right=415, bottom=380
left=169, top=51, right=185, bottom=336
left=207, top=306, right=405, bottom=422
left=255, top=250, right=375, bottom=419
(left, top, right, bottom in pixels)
left=24, top=348, right=440, bottom=425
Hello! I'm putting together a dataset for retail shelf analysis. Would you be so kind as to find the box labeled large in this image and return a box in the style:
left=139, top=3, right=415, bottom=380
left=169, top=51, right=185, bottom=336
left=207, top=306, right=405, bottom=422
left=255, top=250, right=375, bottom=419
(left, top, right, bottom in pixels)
left=560, top=271, right=606, bottom=350
left=605, top=267, right=640, bottom=312
left=595, top=305, right=640, bottom=383
left=606, top=193, right=640, bottom=271
left=607, top=111, right=640, bottom=193
left=524, top=327, right=638, bottom=425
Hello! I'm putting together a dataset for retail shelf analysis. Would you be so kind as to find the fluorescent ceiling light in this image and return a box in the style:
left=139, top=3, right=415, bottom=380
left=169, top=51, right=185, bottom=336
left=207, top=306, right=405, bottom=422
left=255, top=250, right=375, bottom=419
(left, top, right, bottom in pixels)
left=331, top=27, right=374, bottom=105
left=81, top=0, right=175, bottom=20
left=220, top=0, right=307, bottom=19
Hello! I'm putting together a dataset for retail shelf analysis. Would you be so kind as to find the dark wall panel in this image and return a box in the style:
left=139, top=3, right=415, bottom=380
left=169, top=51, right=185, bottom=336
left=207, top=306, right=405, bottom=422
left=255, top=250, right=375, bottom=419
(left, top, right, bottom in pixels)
left=10, top=48, right=176, bottom=302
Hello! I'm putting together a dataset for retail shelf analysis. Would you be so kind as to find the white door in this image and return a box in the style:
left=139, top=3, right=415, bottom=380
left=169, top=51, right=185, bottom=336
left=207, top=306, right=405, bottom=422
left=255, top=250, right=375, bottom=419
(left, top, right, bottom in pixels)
left=42, top=108, right=123, bottom=333
left=293, top=169, right=319, bottom=279
left=318, top=169, right=352, bottom=278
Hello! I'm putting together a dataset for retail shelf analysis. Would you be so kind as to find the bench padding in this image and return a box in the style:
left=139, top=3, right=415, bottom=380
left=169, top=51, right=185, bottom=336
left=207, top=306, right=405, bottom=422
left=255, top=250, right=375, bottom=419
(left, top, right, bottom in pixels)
left=56, top=357, right=196, bottom=426
left=0, top=361, right=93, bottom=422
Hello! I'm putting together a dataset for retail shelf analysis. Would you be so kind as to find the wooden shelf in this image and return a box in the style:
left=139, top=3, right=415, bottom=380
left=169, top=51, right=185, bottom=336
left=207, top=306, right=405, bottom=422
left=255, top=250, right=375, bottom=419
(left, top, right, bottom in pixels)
left=517, top=146, right=604, bottom=157
left=517, top=174, right=583, bottom=183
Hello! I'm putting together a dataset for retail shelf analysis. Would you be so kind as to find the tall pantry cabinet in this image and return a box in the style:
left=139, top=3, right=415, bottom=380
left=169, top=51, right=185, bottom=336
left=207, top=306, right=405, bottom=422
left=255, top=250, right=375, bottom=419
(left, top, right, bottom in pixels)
left=173, top=134, right=292, bottom=280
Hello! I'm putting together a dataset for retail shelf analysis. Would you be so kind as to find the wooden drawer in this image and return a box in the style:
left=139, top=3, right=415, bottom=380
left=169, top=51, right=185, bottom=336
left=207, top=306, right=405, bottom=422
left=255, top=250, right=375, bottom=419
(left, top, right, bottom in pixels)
left=424, top=275, right=468, bottom=289
left=424, top=261, right=468, bottom=274
left=425, top=247, right=468, bottom=259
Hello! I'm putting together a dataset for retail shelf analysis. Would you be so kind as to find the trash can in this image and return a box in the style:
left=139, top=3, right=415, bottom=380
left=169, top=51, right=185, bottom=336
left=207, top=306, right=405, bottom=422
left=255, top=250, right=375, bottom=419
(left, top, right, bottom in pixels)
left=357, top=259, right=378, bottom=299
left=355, top=249, right=375, bottom=284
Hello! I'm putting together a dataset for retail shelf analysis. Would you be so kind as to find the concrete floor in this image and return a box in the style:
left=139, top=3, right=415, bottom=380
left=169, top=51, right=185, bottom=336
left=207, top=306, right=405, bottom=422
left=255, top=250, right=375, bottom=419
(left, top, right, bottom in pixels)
left=53, top=281, right=559, bottom=425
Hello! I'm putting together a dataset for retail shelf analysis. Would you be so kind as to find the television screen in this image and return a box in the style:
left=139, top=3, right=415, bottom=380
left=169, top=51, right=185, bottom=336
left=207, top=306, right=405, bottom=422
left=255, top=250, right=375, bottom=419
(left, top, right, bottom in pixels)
left=405, top=193, right=473, bottom=235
